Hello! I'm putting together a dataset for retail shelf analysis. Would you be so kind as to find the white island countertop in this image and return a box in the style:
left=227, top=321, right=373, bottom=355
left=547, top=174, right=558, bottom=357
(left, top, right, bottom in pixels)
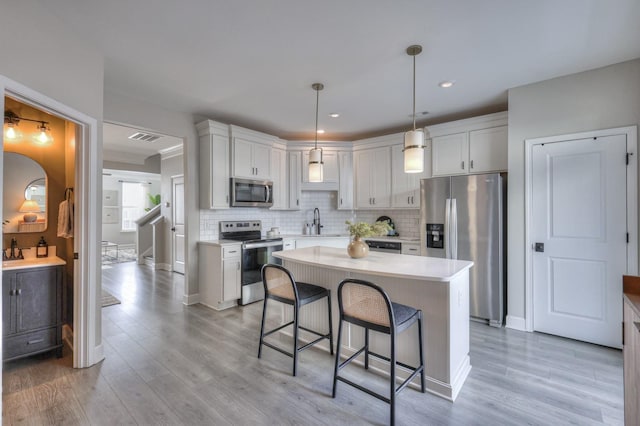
left=273, top=246, right=473, bottom=282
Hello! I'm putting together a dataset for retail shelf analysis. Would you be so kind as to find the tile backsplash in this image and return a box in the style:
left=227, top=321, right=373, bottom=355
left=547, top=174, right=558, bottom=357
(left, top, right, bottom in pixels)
left=200, top=191, right=421, bottom=240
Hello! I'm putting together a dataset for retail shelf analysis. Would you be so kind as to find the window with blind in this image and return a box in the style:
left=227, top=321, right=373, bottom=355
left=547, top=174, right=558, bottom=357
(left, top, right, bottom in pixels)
left=121, top=181, right=148, bottom=232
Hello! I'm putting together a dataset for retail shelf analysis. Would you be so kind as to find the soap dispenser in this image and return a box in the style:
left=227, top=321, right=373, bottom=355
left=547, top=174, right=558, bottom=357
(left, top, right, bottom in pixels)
left=36, top=236, right=48, bottom=258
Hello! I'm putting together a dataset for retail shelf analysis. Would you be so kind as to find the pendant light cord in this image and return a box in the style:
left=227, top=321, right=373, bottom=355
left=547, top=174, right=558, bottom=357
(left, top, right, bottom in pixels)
left=314, top=87, right=319, bottom=149
left=412, top=53, right=416, bottom=132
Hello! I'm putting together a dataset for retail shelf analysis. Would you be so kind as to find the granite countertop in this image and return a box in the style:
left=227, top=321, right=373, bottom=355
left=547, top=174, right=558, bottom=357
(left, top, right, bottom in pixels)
left=273, top=246, right=472, bottom=282
left=2, top=256, right=67, bottom=271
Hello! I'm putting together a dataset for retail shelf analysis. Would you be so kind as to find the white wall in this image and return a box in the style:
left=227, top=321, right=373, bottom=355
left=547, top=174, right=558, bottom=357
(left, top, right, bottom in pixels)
left=507, top=58, right=640, bottom=325
left=0, top=0, right=106, bottom=370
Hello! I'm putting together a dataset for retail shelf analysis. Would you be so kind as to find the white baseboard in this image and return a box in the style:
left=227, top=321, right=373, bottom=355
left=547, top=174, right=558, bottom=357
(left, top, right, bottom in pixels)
left=183, top=293, right=200, bottom=305
left=506, top=315, right=526, bottom=331
left=92, top=344, right=105, bottom=365
left=155, top=263, right=171, bottom=271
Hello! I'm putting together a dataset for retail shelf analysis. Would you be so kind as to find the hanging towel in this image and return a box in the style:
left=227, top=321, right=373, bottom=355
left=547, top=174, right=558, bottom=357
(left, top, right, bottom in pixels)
left=57, top=199, right=74, bottom=238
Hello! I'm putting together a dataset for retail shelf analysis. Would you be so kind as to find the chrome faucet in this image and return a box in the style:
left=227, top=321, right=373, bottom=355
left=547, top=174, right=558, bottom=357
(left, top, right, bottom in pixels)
left=313, top=208, right=323, bottom=235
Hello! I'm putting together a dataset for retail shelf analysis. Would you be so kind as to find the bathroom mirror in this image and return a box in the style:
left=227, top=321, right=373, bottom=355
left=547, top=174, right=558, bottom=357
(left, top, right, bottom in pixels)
left=24, top=178, right=46, bottom=211
left=2, top=152, right=48, bottom=233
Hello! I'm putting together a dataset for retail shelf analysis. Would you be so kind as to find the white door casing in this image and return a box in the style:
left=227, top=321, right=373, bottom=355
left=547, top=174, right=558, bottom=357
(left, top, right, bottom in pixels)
left=1, top=75, right=103, bottom=369
left=172, top=175, right=185, bottom=274
left=525, top=127, right=638, bottom=348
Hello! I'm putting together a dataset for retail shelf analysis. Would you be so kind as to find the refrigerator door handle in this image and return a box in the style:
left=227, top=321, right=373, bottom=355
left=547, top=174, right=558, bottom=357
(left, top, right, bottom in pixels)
left=445, top=198, right=451, bottom=259
left=450, top=198, right=458, bottom=259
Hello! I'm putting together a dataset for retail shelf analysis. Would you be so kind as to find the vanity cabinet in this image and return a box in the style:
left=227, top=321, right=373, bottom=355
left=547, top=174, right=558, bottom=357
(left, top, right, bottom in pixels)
left=355, top=147, right=391, bottom=209
left=198, top=242, right=242, bottom=311
left=197, top=120, right=230, bottom=209
left=429, top=112, right=508, bottom=177
left=2, top=265, right=63, bottom=361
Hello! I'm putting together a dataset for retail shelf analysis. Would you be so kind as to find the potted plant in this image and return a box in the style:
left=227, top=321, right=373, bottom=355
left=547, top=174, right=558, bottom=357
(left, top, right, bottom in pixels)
left=345, top=220, right=391, bottom=258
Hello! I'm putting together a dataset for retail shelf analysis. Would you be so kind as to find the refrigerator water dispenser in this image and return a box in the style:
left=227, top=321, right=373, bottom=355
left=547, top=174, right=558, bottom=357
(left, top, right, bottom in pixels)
left=426, top=223, right=444, bottom=249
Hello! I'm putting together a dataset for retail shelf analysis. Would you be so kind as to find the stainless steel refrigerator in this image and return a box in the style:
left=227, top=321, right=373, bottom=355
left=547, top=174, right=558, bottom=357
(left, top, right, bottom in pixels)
left=420, top=173, right=506, bottom=327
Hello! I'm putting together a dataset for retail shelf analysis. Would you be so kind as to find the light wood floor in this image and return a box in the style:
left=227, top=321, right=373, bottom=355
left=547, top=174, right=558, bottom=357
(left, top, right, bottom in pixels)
left=3, top=262, right=624, bottom=425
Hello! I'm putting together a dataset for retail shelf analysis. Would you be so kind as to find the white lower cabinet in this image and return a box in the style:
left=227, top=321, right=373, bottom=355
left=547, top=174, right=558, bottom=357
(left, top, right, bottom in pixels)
left=282, top=239, right=296, bottom=250
left=401, top=242, right=421, bottom=256
left=199, top=242, right=241, bottom=310
left=294, top=237, right=350, bottom=249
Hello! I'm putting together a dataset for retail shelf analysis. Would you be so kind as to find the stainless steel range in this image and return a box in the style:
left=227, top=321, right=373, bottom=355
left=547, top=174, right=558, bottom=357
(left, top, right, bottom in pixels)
left=219, top=220, right=283, bottom=305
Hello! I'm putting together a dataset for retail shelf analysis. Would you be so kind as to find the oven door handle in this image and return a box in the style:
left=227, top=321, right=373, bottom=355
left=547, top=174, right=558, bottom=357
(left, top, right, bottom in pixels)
left=243, top=241, right=283, bottom=249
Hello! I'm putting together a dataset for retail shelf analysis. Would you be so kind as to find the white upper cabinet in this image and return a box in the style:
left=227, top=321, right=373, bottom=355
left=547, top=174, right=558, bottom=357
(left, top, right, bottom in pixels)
left=468, top=126, right=508, bottom=173
left=302, top=150, right=339, bottom=184
left=432, top=132, right=469, bottom=176
left=429, top=112, right=508, bottom=177
left=230, top=125, right=275, bottom=180
left=288, top=151, right=302, bottom=210
left=355, top=146, right=391, bottom=209
left=337, top=151, right=354, bottom=210
left=270, top=144, right=288, bottom=210
left=197, top=120, right=230, bottom=209
left=391, top=144, right=427, bottom=208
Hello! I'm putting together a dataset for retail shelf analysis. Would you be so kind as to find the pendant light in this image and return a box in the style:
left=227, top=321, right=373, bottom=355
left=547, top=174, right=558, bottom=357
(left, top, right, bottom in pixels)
left=404, top=45, right=425, bottom=174
left=308, top=83, right=324, bottom=183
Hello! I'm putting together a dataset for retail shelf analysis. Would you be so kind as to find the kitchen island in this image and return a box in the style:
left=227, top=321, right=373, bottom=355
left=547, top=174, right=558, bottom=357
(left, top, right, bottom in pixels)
left=272, top=246, right=473, bottom=401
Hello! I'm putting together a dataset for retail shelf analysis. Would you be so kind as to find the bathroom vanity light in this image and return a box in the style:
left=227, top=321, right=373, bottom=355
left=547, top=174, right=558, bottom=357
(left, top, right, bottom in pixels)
left=3, top=110, right=53, bottom=144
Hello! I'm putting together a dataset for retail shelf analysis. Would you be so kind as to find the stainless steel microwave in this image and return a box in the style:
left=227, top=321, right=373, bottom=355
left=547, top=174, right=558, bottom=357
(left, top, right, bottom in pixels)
left=230, top=178, right=273, bottom=207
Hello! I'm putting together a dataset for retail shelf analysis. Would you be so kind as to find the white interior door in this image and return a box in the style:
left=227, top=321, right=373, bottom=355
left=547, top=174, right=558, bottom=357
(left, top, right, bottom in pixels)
left=532, top=135, right=627, bottom=347
left=172, top=176, right=185, bottom=274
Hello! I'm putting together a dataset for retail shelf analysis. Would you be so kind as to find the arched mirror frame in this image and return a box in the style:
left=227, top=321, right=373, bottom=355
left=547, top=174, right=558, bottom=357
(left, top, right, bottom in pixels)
left=2, top=152, right=48, bottom=233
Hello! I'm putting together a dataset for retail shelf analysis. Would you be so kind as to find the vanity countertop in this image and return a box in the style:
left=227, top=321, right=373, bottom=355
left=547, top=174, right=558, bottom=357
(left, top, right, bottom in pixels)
left=2, top=256, right=66, bottom=271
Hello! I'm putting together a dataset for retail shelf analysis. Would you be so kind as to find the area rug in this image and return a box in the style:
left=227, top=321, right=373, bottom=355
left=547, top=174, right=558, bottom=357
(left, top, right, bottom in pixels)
left=102, top=289, right=121, bottom=307
left=102, top=248, right=137, bottom=265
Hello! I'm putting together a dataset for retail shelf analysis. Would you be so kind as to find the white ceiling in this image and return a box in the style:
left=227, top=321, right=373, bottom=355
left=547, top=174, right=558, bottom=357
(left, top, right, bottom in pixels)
left=102, top=122, right=182, bottom=165
left=46, top=0, right=640, bottom=146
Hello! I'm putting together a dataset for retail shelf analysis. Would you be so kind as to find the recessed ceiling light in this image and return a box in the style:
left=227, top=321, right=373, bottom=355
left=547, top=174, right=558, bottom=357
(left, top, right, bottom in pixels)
left=316, top=129, right=325, bottom=134
left=438, top=80, right=455, bottom=88
left=329, top=113, right=340, bottom=118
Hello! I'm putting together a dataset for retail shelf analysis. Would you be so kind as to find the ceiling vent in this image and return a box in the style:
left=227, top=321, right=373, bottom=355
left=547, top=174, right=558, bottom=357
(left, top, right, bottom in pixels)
left=128, top=132, right=161, bottom=142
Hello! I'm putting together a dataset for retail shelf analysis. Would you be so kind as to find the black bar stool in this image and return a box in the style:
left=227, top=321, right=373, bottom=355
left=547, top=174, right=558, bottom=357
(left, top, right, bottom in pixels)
left=332, top=278, right=425, bottom=426
left=258, top=264, right=334, bottom=376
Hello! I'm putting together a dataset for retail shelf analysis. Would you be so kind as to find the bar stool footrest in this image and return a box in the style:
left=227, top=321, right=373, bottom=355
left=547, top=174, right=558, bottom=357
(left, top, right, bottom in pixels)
left=336, top=376, right=391, bottom=404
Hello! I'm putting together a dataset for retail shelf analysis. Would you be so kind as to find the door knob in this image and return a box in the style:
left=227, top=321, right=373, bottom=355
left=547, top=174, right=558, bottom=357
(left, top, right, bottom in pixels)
left=171, top=227, right=176, bottom=232
left=534, top=243, right=544, bottom=252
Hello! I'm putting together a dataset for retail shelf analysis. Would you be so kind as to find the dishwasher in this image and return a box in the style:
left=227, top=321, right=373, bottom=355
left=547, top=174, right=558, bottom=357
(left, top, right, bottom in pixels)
left=365, top=240, right=401, bottom=254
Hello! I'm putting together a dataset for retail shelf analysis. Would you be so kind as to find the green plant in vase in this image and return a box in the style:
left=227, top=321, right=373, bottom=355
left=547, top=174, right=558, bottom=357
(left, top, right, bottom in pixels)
left=145, top=194, right=161, bottom=212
